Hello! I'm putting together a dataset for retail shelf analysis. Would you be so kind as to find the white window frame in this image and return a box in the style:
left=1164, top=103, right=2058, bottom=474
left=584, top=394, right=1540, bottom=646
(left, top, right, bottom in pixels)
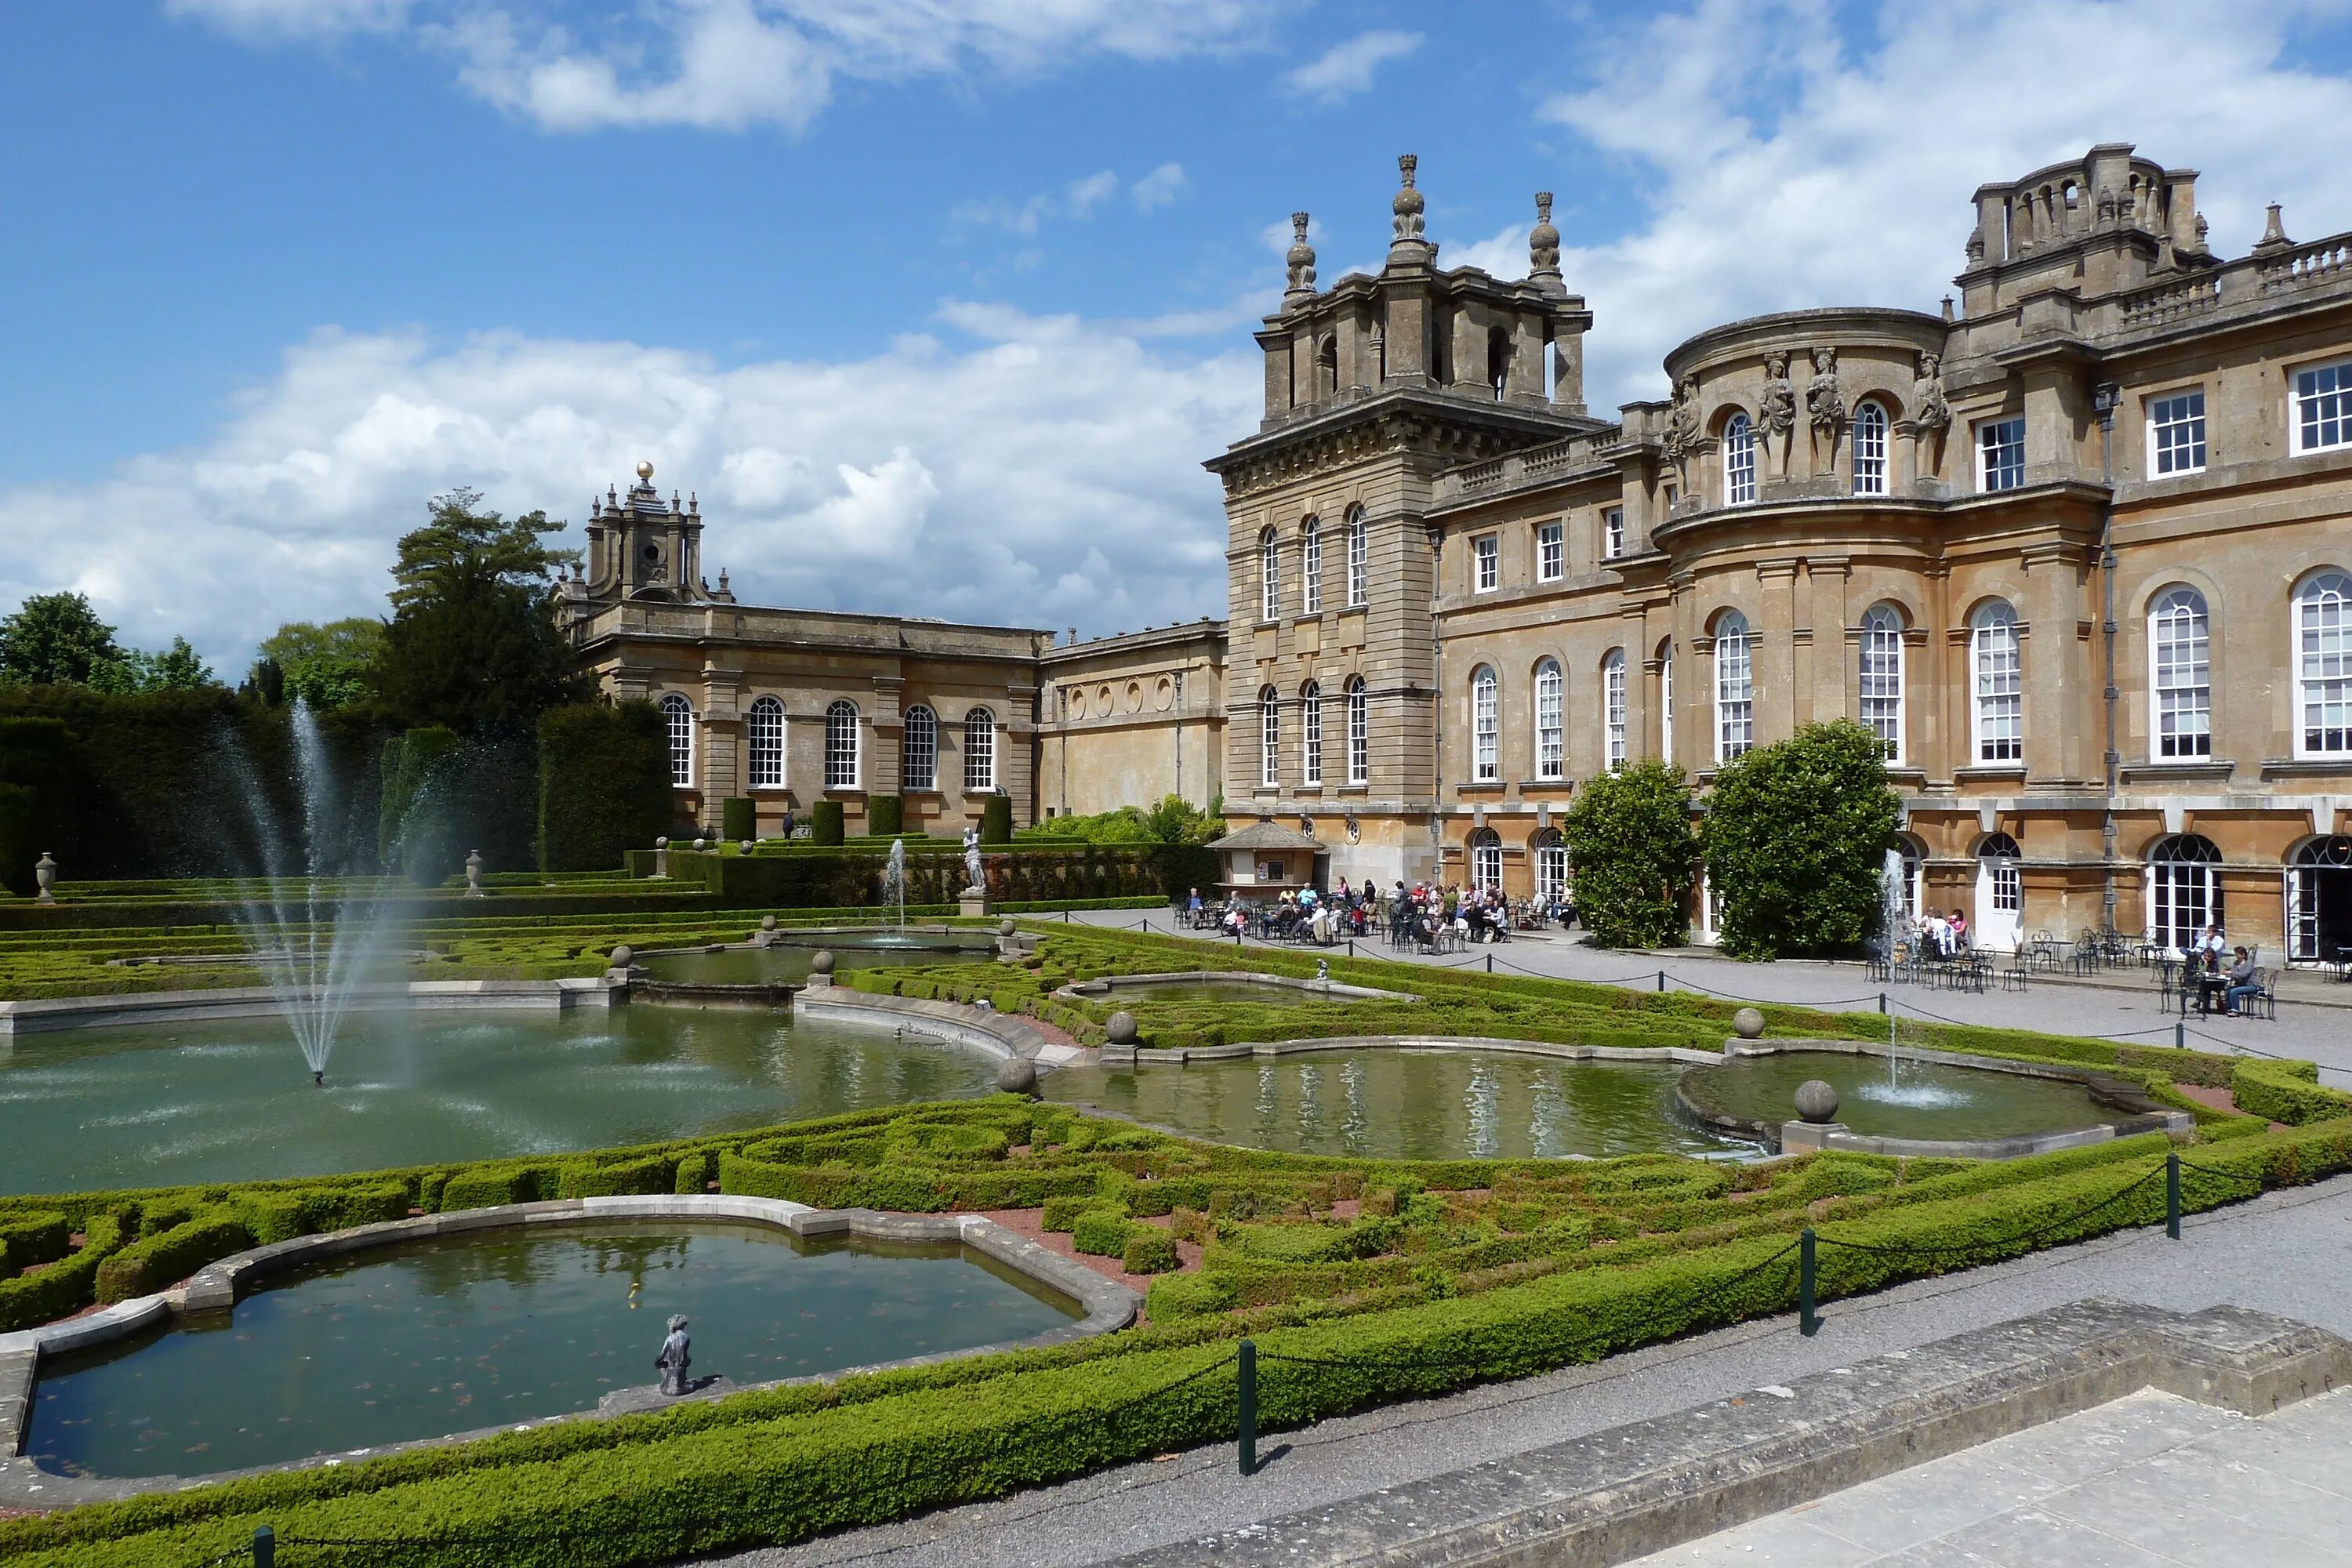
left=1713, top=614, right=1752, bottom=764
left=1970, top=601, right=2023, bottom=763
left=1301, top=518, right=1322, bottom=615
left=1603, top=649, right=1627, bottom=770
left=746, top=695, right=785, bottom=789
left=1259, top=528, right=1280, bottom=622
left=1346, top=512, right=1368, bottom=607
left=1259, top=687, right=1280, bottom=788
left=1345, top=677, right=1368, bottom=784
left=1977, top=416, right=2026, bottom=492
left=660, top=693, right=695, bottom=788
left=1473, top=533, right=1500, bottom=593
left=2147, top=834, right=2221, bottom=952
left=1301, top=681, right=1323, bottom=786
left=1472, top=665, right=1499, bottom=781
left=1537, top=521, right=1564, bottom=583
left=962, top=707, right=996, bottom=792
left=2150, top=586, right=2212, bottom=760
left=1534, top=659, right=1563, bottom=780
left=2296, top=570, right=2352, bottom=759
left=901, top=703, right=937, bottom=791
left=823, top=699, right=860, bottom=789
left=1534, top=833, right=1567, bottom=903
left=1852, top=400, right=1889, bottom=495
left=1659, top=642, right=1675, bottom=768
left=1469, top=829, right=1502, bottom=891
left=1860, top=604, right=1905, bottom=764
left=1603, top=506, right=1625, bottom=560
left=2293, top=358, right=2352, bottom=455
left=2148, top=388, right=2207, bottom=477
left=1724, top=414, right=1756, bottom=505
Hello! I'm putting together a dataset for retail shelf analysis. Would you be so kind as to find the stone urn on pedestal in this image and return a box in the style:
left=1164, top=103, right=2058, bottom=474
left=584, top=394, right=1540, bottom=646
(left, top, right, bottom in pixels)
left=464, top=849, right=486, bottom=898
left=34, top=852, right=57, bottom=905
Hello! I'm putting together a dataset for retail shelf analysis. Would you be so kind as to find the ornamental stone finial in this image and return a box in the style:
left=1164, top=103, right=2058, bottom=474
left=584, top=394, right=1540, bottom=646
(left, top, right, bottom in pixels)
left=1529, top=191, right=1563, bottom=290
left=636, top=460, right=654, bottom=484
left=2256, top=202, right=2288, bottom=250
left=1390, top=154, right=1426, bottom=249
left=1284, top=212, right=1317, bottom=301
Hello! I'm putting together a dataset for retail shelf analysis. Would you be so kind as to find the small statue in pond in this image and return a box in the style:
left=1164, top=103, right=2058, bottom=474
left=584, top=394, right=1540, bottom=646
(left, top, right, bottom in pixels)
left=655, top=1314, right=691, bottom=1396
left=962, top=826, right=985, bottom=895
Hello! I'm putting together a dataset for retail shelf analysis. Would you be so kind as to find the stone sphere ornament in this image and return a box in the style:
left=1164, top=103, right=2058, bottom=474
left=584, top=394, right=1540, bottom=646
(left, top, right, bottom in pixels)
left=760, top=915, right=778, bottom=932
left=739, top=839, right=754, bottom=855
left=693, top=837, right=707, bottom=852
left=1105, top=1011, right=1139, bottom=1046
left=1732, top=1007, right=1766, bottom=1040
left=609, top=945, right=635, bottom=968
left=1794, top=1080, right=1841, bottom=1124
left=811, top=949, right=836, bottom=976
left=996, top=1056, right=1039, bottom=1095
left=999, top=919, right=1018, bottom=938
left=655, top=837, right=668, bottom=849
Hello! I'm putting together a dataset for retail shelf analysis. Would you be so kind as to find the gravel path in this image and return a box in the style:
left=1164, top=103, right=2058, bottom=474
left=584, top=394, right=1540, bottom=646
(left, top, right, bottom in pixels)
left=712, top=1175, right=2352, bottom=1568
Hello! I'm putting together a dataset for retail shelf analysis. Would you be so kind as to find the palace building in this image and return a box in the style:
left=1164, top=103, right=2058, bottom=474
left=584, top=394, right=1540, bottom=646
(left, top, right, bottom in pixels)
left=572, top=143, right=2352, bottom=966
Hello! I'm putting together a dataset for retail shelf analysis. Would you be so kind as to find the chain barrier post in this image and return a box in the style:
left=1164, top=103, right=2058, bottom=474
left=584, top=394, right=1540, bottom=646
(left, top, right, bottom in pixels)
left=1486, top=953, right=1494, bottom=974
left=2167, top=1152, right=2182, bottom=1240
left=252, top=1526, right=275, bottom=1568
left=1657, top=970, right=1667, bottom=993
left=2174, top=1020, right=2185, bottom=1050
left=1878, top=992, right=1888, bottom=1014
left=1348, top=939, right=1356, bottom=958
left=1799, top=1229, right=1818, bottom=1337
left=1236, top=1338, right=1258, bottom=1475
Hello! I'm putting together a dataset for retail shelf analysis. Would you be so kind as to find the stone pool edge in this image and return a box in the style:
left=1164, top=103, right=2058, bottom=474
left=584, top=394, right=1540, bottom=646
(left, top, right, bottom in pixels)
left=0, top=1196, right=1136, bottom=1510
left=0, top=977, right=622, bottom=1037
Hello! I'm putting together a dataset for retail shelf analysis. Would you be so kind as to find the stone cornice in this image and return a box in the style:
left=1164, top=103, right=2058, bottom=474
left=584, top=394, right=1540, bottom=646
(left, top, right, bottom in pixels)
left=1204, top=388, right=1600, bottom=498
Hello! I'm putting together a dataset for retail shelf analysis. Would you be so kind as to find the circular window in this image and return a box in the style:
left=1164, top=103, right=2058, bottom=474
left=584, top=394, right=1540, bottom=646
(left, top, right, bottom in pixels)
left=1125, top=682, right=1142, bottom=713
left=1097, top=684, right=1113, bottom=712
left=1069, top=691, right=1087, bottom=719
left=1154, top=677, right=1174, bottom=711
left=642, top=543, right=662, bottom=562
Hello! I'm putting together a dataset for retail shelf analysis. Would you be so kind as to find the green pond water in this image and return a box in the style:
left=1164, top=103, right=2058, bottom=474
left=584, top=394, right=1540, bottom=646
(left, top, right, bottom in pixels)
left=1046, top=1049, right=1740, bottom=1160
left=641, top=942, right=993, bottom=985
left=27, top=1223, right=1080, bottom=1480
left=1677, top=1052, right=2124, bottom=1142
left=0, top=1008, right=1001, bottom=1195
left=1096, top=978, right=1329, bottom=1006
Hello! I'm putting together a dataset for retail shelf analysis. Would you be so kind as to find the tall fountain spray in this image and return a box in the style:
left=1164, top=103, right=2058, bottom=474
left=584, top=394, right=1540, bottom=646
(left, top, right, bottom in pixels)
left=1879, top=849, right=1907, bottom=1093
left=223, top=700, right=401, bottom=1082
left=884, top=837, right=907, bottom=931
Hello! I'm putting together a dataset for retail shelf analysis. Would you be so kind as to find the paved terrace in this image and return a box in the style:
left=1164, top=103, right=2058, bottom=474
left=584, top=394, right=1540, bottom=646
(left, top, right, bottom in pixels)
left=1055, top=908, right=2352, bottom=1080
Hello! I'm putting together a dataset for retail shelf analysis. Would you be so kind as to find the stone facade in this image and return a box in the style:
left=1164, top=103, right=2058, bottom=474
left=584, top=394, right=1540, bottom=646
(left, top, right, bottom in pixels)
left=1231, top=143, right=2352, bottom=963
left=1036, top=622, right=1227, bottom=818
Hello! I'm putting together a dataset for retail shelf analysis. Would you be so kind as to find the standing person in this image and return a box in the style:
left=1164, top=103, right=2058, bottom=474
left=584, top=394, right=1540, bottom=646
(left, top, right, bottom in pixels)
left=779, top=805, right=796, bottom=841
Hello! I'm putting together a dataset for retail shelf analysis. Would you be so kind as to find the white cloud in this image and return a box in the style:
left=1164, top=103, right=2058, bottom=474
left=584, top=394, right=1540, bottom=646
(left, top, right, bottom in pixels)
left=1130, top=162, right=1188, bottom=213
left=0, top=314, right=1256, bottom=673
left=1536, top=0, right=2352, bottom=411
left=1062, top=170, right=1120, bottom=218
left=171, top=0, right=1278, bottom=132
left=1279, top=28, right=1421, bottom=105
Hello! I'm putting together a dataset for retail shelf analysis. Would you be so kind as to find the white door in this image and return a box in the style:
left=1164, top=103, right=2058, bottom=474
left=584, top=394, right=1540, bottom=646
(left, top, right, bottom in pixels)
left=1976, top=853, right=2023, bottom=952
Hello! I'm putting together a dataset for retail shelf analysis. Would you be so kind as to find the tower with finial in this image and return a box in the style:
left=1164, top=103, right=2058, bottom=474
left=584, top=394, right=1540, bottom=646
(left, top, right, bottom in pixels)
left=1529, top=192, right=1563, bottom=294
left=577, top=459, right=710, bottom=607
left=1284, top=212, right=1317, bottom=304
left=1388, top=154, right=1432, bottom=264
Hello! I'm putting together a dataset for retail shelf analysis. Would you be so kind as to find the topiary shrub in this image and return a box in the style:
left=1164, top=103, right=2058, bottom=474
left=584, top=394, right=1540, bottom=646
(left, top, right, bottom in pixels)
left=1041, top=1194, right=1117, bottom=1232
left=980, top=793, right=1014, bottom=846
left=1121, top=1226, right=1180, bottom=1274
left=673, top=1149, right=714, bottom=1194
left=811, top=800, right=845, bottom=846
left=1070, top=1209, right=1132, bottom=1257
left=867, top=795, right=903, bottom=837
left=0, top=1212, right=127, bottom=1332
left=0, top=1210, right=71, bottom=1270
left=720, top=796, right=756, bottom=844
left=94, top=1209, right=252, bottom=1304
left=1563, top=758, right=1698, bottom=949
left=559, top=1154, right=677, bottom=1198
left=437, top=1166, right=537, bottom=1211
left=1702, top=720, right=1904, bottom=960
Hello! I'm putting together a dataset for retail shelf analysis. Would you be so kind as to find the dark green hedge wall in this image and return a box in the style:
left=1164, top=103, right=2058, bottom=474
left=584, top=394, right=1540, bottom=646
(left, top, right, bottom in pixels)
left=720, top=796, right=756, bottom=844
left=981, top=793, right=1013, bottom=844
left=655, top=842, right=1217, bottom=907
left=537, top=702, right=673, bottom=873
left=0, top=717, right=75, bottom=895
left=810, top=800, right=845, bottom=845
left=866, top=794, right=903, bottom=837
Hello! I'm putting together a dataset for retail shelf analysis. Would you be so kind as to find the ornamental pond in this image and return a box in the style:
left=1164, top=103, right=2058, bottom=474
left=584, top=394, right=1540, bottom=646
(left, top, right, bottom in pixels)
left=638, top=934, right=998, bottom=986
left=26, top=1222, right=1080, bottom=1480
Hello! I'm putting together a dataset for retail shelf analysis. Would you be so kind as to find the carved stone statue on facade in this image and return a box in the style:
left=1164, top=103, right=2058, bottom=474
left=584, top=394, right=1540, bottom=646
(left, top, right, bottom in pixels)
left=1912, top=350, right=1951, bottom=479
left=962, top=826, right=985, bottom=897
left=1759, top=352, right=1797, bottom=476
left=1662, top=374, right=1700, bottom=488
left=1806, top=347, right=1846, bottom=474
left=655, top=1315, right=691, bottom=1396
left=1284, top=212, right=1316, bottom=302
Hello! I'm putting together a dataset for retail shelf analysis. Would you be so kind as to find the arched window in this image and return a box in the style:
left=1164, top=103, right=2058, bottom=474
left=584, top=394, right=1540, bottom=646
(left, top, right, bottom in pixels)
left=1346, top=509, right=1368, bottom=607
left=1723, top=413, right=1756, bottom=505
left=2295, top=570, right=2352, bottom=758
left=1976, top=832, right=2023, bottom=951
left=1469, top=826, right=1502, bottom=890
left=1471, top=666, right=1499, bottom=782
left=2147, top=833, right=2221, bottom=952
left=2150, top=586, right=2212, bottom=758
left=1316, top=335, right=1338, bottom=397
left=1345, top=676, right=1368, bottom=784
left=1260, top=528, right=1281, bottom=622
left=824, top=699, right=860, bottom=789
left=1852, top=400, right=1889, bottom=495
left=901, top=704, right=937, bottom=791
left=1301, top=518, right=1322, bottom=615
left=659, top=693, right=695, bottom=787
left=1486, top=327, right=1511, bottom=401
left=1534, top=659, right=1563, bottom=780
left=1602, top=649, right=1628, bottom=770
left=1300, top=681, right=1323, bottom=786
left=1713, top=613, right=1752, bottom=762
left=962, top=707, right=996, bottom=792
left=1259, top=685, right=1280, bottom=787
left=746, top=696, right=785, bottom=789
left=1659, top=639, right=1675, bottom=768
left=1897, top=835, right=1926, bottom=922
left=1970, top=601, right=2023, bottom=762
left=1860, top=603, right=1905, bottom=763
left=1533, top=828, right=1567, bottom=904
left=2288, top=835, right=2352, bottom=963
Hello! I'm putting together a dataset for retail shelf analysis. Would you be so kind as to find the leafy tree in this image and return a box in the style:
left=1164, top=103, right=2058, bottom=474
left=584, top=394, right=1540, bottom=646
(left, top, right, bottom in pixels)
left=1022, top=794, right=1224, bottom=846
left=256, top=618, right=384, bottom=710
left=372, top=488, right=586, bottom=731
left=89, top=637, right=216, bottom=694
left=1563, top=759, right=1698, bottom=949
left=1702, top=720, right=1904, bottom=960
left=0, top=593, right=127, bottom=686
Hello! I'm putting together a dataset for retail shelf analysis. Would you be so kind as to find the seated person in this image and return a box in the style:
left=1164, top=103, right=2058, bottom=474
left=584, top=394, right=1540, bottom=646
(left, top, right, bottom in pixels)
left=2223, top=948, right=2261, bottom=1015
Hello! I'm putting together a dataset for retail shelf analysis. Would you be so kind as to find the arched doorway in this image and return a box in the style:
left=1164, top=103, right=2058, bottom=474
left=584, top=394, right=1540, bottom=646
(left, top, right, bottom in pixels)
left=2288, top=836, right=2352, bottom=965
left=1975, top=833, right=2023, bottom=953
left=1532, top=829, right=1567, bottom=906
left=2147, top=834, right=2222, bottom=953
left=1468, top=827, right=1502, bottom=892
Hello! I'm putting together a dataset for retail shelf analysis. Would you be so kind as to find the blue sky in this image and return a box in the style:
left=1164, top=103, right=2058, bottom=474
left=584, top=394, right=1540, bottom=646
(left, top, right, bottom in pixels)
left=8, top=0, right=2352, bottom=674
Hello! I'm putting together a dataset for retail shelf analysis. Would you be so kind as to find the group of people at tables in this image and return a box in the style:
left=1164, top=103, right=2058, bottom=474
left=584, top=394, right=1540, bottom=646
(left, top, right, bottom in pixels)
left=2179, top=925, right=2264, bottom=1016
left=1186, top=880, right=1572, bottom=949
